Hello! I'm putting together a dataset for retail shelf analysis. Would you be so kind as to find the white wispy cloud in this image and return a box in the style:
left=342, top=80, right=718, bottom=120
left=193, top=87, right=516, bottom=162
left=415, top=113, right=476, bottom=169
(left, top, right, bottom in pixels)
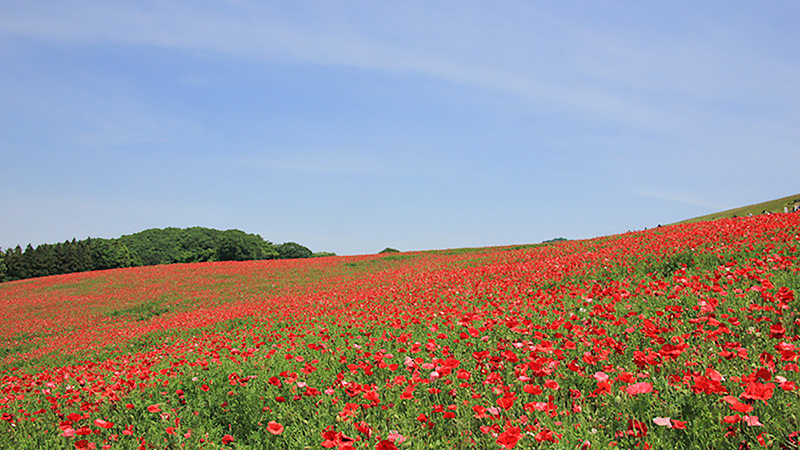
left=2, top=0, right=799, bottom=189
left=3, top=0, right=796, bottom=139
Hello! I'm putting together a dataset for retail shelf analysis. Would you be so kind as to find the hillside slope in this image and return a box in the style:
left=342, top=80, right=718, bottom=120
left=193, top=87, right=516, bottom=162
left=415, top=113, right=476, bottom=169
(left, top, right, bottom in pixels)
left=1, top=214, right=799, bottom=449
left=673, top=193, right=800, bottom=224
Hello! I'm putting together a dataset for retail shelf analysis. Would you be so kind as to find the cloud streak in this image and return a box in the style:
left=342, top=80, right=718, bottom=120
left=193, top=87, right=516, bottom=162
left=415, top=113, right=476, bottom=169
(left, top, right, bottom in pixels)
left=3, top=0, right=796, bottom=139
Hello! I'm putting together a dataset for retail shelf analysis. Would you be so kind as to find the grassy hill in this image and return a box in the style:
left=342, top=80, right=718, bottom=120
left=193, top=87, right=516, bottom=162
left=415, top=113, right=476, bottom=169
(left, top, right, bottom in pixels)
left=2, top=213, right=800, bottom=449
left=673, top=192, right=800, bottom=225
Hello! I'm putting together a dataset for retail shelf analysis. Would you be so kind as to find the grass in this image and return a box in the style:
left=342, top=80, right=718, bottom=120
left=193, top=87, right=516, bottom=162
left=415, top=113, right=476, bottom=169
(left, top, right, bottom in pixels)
left=673, top=193, right=800, bottom=224
left=2, top=214, right=800, bottom=450
left=104, top=298, right=172, bottom=321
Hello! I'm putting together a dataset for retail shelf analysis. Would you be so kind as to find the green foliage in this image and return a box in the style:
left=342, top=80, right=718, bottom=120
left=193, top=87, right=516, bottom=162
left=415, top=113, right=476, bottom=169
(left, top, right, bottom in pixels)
left=657, top=250, right=696, bottom=277
left=381, top=253, right=415, bottom=262
left=0, top=227, right=327, bottom=283
left=215, top=230, right=278, bottom=261
left=312, top=251, right=337, bottom=257
left=118, top=227, right=222, bottom=265
left=379, top=247, right=400, bottom=253
left=0, top=250, right=6, bottom=281
left=276, top=242, right=313, bottom=259
left=1, top=240, right=94, bottom=281
left=89, top=238, right=133, bottom=270
left=104, top=299, right=171, bottom=322
left=5, top=245, right=29, bottom=280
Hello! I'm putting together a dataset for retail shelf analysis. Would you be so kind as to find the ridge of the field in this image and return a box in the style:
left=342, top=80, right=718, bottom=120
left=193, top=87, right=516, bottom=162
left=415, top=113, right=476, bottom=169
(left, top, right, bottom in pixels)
left=1, top=212, right=799, bottom=449
left=672, top=193, right=800, bottom=225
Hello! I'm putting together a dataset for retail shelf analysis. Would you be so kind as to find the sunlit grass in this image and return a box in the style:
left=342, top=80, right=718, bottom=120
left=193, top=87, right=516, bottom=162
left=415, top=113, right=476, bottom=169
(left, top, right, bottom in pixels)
left=1, top=214, right=799, bottom=449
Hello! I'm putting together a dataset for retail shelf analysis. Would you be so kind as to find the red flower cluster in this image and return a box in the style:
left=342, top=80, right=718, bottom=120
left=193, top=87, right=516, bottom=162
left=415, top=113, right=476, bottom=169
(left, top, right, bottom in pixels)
left=1, top=213, right=799, bottom=449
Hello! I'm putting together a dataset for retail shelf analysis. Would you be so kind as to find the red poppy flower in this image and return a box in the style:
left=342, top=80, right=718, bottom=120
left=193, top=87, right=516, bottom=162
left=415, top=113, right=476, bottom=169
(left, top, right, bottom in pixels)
left=93, top=418, right=113, bottom=429
left=442, top=357, right=460, bottom=369
left=740, top=382, right=775, bottom=403
left=627, top=419, right=648, bottom=437
left=743, top=415, right=763, bottom=427
left=376, top=440, right=398, bottom=450
left=626, top=382, right=653, bottom=395
left=535, top=429, right=559, bottom=443
left=497, top=392, right=516, bottom=410
left=722, top=415, right=740, bottom=424
left=267, top=421, right=284, bottom=435
left=769, top=323, right=786, bottom=339
left=722, top=396, right=753, bottom=413
left=496, top=426, right=522, bottom=449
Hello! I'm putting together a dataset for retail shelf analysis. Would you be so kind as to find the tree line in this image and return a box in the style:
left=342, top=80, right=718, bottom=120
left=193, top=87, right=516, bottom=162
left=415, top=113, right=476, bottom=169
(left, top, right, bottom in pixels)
left=0, top=227, right=333, bottom=282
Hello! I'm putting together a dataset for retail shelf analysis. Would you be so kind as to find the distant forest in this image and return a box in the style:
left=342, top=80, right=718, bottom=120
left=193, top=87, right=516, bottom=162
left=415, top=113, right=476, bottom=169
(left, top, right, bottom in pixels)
left=0, top=227, right=334, bottom=282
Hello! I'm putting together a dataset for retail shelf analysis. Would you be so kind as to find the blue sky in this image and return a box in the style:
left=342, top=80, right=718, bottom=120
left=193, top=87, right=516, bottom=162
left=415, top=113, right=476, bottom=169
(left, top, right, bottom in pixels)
left=1, top=1, right=799, bottom=255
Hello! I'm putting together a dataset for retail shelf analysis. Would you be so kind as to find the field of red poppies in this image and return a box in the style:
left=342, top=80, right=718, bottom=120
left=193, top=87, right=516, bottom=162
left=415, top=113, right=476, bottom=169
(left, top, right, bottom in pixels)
left=2, top=214, right=799, bottom=450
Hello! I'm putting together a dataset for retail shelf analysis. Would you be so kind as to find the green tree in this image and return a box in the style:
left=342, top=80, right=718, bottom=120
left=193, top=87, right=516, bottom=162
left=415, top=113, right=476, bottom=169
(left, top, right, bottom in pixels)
left=178, top=227, right=218, bottom=262
left=215, top=230, right=273, bottom=261
left=312, top=251, right=337, bottom=257
left=30, top=243, right=59, bottom=278
left=118, top=228, right=182, bottom=266
left=73, top=239, right=93, bottom=273
left=119, top=227, right=279, bottom=265
left=0, top=227, right=297, bottom=281
left=89, top=239, right=133, bottom=270
left=6, top=245, right=33, bottom=280
left=216, top=232, right=253, bottom=261
left=276, top=242, right=313, bottom=259
left=0, top=248, right=7, bottom=282
left=4, top=246, right=22, bottom=280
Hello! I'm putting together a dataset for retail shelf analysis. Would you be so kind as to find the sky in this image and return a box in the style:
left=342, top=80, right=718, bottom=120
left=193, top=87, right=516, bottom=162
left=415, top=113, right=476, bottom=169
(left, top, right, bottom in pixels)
left=1, top=1, right=799, bottom=256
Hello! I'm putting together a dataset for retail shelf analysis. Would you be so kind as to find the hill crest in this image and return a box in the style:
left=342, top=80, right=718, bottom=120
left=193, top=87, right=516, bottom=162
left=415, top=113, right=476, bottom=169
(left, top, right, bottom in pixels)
left=673, top=193, right=800, bottom=225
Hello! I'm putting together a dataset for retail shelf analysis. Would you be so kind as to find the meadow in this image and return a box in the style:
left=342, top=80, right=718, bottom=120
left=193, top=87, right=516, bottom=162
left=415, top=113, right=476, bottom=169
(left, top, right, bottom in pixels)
left=1, top=214, right=799, bottom=450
